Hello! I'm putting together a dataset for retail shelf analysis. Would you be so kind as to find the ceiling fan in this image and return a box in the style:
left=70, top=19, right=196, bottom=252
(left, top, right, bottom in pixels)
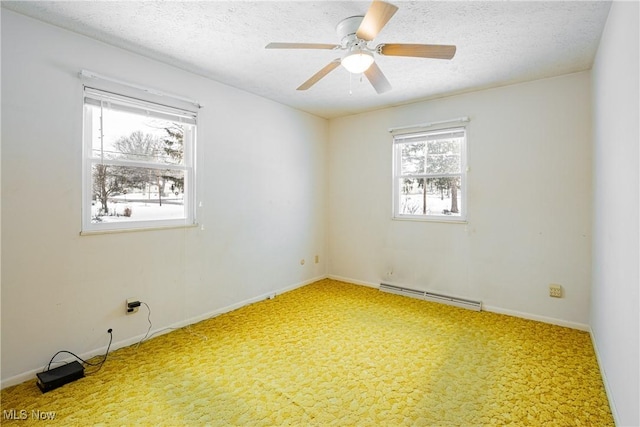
left=265, top=0, right=456, bottom=94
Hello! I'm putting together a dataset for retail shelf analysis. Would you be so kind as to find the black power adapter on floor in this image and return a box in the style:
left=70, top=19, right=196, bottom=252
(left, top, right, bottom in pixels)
left=36, top=328, right=112, bottom=393
left=36, top=361, right=85, bottom=393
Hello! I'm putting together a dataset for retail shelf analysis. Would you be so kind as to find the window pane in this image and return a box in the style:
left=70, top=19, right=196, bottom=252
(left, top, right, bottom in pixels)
left=90, top=105, right=188, bottom=166
left=91, top=164, right=185, bottom=224
left=397, top=177, right=462, bottom=216
left=426, top=139, right=461, bottom=174
left=400, top=142, right=425, bottom=175
left=398, top=178, right=426, bottom=215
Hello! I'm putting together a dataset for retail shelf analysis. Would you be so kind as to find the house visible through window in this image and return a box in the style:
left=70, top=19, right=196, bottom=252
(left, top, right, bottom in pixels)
left=392, top=127, right=467, bottom=221
left=82, top=87, right=197, bottom=232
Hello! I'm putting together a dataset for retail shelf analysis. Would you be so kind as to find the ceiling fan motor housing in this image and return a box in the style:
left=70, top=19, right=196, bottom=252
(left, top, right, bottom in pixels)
left=336, top=16, right=365, bottom=47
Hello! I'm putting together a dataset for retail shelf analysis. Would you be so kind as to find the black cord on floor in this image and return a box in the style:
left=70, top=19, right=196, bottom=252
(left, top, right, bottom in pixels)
left=44, top=329, right=113, bottom=375
left=84, top=329, right=113, bottom=375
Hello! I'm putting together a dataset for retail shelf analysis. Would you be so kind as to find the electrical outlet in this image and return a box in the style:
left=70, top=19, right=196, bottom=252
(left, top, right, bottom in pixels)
left=314, top=255, right=319, bottom=264
left=549, top=284, right=563, bottom=298
left=300, top=259, right=305, bottom=265
left=126, top=298, right=140, bottom=314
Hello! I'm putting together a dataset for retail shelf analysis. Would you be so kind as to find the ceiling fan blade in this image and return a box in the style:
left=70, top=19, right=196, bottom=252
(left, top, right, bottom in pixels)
left=356, top=0, right=399, bottom=41
left=378, top=43, right=457, bottom=60
left=364, top=62, right=392, bottom=94
left=297, top=59, right=342, bottom=91
left=266, top=42, right=340, bottom=50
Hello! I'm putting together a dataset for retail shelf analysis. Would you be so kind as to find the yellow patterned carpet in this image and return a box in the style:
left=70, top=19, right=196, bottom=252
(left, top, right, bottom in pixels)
left=1, top=279, right=613, bottom=426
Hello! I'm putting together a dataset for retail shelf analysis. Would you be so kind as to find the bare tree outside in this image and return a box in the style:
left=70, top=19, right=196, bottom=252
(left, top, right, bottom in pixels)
left=93, top=164, right=126, bottom=216
left=91, top=127, right=185, bottom=220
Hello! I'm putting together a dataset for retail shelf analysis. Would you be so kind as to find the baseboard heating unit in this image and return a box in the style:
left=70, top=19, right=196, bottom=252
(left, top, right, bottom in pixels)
left=380, top=283, right=482, bottom=311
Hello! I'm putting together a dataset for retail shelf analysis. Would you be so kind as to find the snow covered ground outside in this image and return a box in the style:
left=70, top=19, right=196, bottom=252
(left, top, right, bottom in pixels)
left=92, top=192, right=461, bottom=223
left=92, top=192, right=184, bottom=223
left=400, top=193, right=462, bottom=216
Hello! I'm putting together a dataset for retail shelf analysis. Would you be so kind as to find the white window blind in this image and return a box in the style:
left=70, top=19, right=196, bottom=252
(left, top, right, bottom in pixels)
left=84, top=87, right=197, bottom=125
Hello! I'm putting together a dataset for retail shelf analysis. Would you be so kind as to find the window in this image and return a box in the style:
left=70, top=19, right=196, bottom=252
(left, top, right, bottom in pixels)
left=392, top=127, right=467, bottom=221
left=82, top=87, right=197, bottom=232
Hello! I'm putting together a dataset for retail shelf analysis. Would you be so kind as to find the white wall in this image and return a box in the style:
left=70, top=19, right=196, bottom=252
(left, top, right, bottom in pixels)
left=1, top=10, right=328, bottom=385
left=328, top=72, right=593, bottom=328
left=591, top=1, right=639, bottom=425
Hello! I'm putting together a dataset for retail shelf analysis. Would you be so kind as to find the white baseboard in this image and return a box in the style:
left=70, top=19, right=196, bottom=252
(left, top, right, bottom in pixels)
left=175, top=274, right=326, bottom=328
left=482, top=305, right=589, bottom=331
left=0, top=275, right=326, bottom=390
left=588, top=327, right=620, bottom=426
left=327, top=274, right=378, bottom=288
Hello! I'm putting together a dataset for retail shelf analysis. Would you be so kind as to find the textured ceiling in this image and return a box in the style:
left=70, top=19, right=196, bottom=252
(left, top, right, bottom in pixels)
left=2, top=1, right=611, bottom=119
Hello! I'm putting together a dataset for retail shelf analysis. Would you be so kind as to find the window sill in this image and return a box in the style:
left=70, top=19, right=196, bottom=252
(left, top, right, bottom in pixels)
left=392, top=216, right=468, bottom=224
left=80, top=223, right=200, bottom=236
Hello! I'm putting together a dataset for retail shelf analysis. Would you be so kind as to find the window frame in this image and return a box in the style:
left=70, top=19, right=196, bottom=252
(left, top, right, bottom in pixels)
left=392, top=126, right=468, bottom=223
left=81, top=86, right=198, bottom=234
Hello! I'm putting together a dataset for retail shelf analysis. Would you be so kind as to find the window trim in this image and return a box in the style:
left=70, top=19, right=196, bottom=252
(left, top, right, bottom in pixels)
left=392, top=125, right=468, bottom=223
left=81, top=85, right=198, bottom=234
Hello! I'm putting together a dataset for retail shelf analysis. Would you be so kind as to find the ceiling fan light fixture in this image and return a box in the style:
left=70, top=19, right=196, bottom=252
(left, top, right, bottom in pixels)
left=341, top=49, right=374, bottom=74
